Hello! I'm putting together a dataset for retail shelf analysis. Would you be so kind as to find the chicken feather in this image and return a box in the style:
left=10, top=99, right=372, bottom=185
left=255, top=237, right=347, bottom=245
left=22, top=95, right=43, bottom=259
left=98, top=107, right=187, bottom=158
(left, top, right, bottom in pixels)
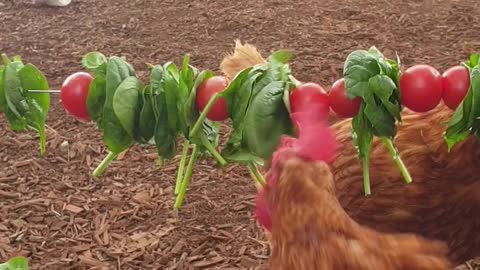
left=264, top=147, right=450, bottom=270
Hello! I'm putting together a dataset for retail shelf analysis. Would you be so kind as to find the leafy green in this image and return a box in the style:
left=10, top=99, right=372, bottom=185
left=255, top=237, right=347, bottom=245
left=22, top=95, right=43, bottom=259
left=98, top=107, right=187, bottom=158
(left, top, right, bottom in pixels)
left=161, top=63, right=179, bottom=132
left=345, top=48, right=402, bottom=124
left=444, top=54, right=480, bottom=150
left=179, top=55, right=196, bottom=97
left=19, top=64, right=50, bottom=118
left=135, top=85, right=156, bottom=143
left=154, top=87, right=177, bottom=159
left=83, top=52, right=108, bottom=126
left=86, top=76, right=106, bottom=125
left=243, top=81, right=293, bottom=159
left=4, top=64, right=29, bottom=120
left=3, top=108, right=26, bottom=132
left=251, top=50, right=293, bottom=97
left=352, top=105, right=374, bottom=160
left=351, top=107, right=374, bottom=194
left=216, top=51, right=295, bottom=164
left=344, top=50, right=381, bottom=99
left=223, top=69, right=263, bottom=152
left=0, top=54, right=50, bottom=155
left=185, top=70, right=215, bottom=129
left=150, top=65, right=164, bottom=96
left=184, top=70, right=219, bottom=150
left=146, top=64, right=176, bottom=159
left=81, top=50, right=294, bottom=207
left=0, top=256, right=29, bottom=270
left=466, top=53, right=479, bottom=68
left=84, top=53, right=143, bottom=176
left=1, top=54, right=10, bottom=65
left=0, top=65, right=6, bottom=112
left=112, top=76, right=142, bottom=138
left=344, top=46, right=411, bottom=195
left=102, top=57, right=136, bottom=153
left=147, top=56, right=223, bottom=162
left=344, top=48, right=402, bottom=136
left=82, top=52, right=108, bottom=76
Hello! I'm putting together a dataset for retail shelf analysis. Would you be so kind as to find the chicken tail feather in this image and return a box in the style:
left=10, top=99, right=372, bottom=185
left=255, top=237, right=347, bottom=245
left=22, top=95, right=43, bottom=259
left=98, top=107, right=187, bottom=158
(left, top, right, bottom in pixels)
left=220, top=40, right=267, bottom=80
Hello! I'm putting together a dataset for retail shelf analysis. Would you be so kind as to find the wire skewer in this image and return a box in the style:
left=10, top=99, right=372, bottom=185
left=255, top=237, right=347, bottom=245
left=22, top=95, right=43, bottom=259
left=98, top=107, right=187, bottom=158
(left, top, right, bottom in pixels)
left=27, top=90, right=61, bottom=94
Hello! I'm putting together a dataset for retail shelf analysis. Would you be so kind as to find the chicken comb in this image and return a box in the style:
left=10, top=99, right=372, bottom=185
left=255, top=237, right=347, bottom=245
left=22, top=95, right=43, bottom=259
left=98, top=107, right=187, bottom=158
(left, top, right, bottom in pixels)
left=271, top=104, right=339, bottom=172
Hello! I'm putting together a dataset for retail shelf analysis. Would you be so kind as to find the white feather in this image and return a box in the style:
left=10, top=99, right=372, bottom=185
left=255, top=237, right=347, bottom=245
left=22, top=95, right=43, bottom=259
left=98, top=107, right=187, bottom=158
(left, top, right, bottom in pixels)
left=34, top=0, right=72, bottom=6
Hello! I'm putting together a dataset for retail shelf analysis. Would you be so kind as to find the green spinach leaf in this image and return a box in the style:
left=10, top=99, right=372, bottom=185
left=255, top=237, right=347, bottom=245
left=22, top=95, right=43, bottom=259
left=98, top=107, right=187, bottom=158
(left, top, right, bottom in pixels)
left=0, top=65, right=5, bottom=112
left=135, top=85, right=156, bottom=143
left=344, top=46, right=410, bottom=194
left=149, top=65, right=164, bottom=120
left=0, top=256, right=29, bottom=270
left=220, top=51, right=295, bottom=163
left=4, top=64, right=29, bottom=119
left=19, top=64, right=50, bottom=119
left=112, top=76, right=142, bottom=137
left=154, top=89, right=177, bottom=159
left=225, top=70, right=264, bottom=149
left=344, top=50, right=381, bottom=99
left=444, top=60, right=480, bottom=150
left=86, top=76, right=106, bottom=126
left=344, top=47, right=402, bottom=138
left=82, top=52, right=108, bottom=74
left=184, top=70, right=215, bottom=130
left=352, top=105, right=374, bottom=159
left=220, top=66, right=253, bottom=115
left=83, top=52, right=108, bottom=126
left=243, top=81, right=293, bottom=160
left=0, top=55, right=50, bottom=155
left=102, top=57, right=136, bottom=153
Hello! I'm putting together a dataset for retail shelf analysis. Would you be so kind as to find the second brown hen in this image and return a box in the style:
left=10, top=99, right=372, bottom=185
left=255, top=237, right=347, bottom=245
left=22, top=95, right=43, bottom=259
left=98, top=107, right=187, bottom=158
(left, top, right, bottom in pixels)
left=222, top=40, right=480, bottom=264
left=333, top=106, right=480, bottom=264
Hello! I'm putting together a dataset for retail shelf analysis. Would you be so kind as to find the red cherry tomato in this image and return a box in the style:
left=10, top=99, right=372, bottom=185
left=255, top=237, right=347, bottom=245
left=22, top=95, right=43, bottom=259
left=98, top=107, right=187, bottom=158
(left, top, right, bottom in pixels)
left=196, top=76, right=229, bottom=121
left=289, top=82, right=330, bottom=118
left=442, top=65, right=470, bottom=110
left=60, top=72, right=93, bottom=121
left=399, top=65, right=443, bottom=112
left=328, top=78, right=361, bottom=118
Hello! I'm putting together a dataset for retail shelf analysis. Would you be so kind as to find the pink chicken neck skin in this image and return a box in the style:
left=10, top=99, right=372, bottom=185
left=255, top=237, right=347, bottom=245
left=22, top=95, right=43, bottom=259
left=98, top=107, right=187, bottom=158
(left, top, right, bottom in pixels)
left=254, top=107, right=339, bottom=232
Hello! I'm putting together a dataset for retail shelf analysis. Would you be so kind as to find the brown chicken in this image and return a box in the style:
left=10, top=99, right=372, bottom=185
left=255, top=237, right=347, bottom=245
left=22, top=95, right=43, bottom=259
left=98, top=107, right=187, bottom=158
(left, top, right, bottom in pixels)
left=259, top=134, right=450, bottom=270
left=222, top=40, right=480, bottom=265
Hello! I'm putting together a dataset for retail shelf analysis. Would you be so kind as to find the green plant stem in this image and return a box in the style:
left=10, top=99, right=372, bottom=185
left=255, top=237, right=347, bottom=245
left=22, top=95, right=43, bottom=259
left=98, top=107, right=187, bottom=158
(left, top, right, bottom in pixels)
left=93, top=151, right=118, bottom=177
left=175, top=140, right=190, bottom=195
left=381, top=137, right=412, bottom=184
left=156, top=157, right=164, bottom=167
left=247, top=162, right=266, bottom=186
left=362, top=155, right=371, bottom=196
left=288, top=74, right=301, bottom=87
left=175, top=145, right=199, bottom=209
left=1, top=53, right=10, bottom=65
left=26, top=124, right=45, bottom=156
left=189, top=92, right=220, bottom=138
left=181, top=54, right=190, bottom=75
left=39, top=127, right=46, bottom=157
left=199, top=135, right=226, bottom=166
